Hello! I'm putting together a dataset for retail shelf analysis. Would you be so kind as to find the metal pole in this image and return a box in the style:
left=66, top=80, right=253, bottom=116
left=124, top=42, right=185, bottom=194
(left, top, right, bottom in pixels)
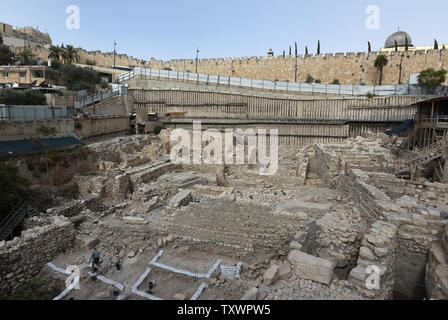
left=114, top=41, right=117, bottom=68
left=195, top=48, right=199, bottom=74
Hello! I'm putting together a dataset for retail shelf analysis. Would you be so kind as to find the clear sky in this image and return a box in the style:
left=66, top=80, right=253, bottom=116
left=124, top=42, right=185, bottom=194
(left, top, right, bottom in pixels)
left=1, top=0, right=447, bottom=61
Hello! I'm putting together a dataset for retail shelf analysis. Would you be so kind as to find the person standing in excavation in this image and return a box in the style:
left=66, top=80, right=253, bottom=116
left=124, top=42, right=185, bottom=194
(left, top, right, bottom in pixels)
left=90, top=249, right=101, bottom=273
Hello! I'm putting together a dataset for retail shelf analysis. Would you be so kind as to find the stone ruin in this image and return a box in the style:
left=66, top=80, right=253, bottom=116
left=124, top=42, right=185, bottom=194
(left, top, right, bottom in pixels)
left=0, top=130, right=447, bottom=300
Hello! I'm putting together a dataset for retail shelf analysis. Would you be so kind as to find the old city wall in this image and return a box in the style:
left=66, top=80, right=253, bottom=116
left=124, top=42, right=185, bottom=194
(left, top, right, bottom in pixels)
left=30, top=45, right=448, bottom=86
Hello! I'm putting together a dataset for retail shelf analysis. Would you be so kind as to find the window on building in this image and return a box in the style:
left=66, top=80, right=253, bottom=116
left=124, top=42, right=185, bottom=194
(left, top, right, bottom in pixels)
left=2, top=72, right=8, bottom=78
left=19, top=72, right=27, bottom=78
left=32, top=70, right=44, bottom=78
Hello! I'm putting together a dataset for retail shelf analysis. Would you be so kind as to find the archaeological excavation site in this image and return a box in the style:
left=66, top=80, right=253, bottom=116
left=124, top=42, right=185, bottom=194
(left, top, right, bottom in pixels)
left=1, top=70, right=448, bottom=302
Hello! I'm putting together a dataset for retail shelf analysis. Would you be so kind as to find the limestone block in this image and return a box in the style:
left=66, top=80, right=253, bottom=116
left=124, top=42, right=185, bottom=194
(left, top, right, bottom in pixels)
left=174, top=293, right=186, bottom=300
left=263, top=265, right=279, bottom=285
left=278, top=261, right=291, bottom=280
left=240, top=287, right=258, bottom=300
left=287, top=250, right=335, bottom=285
left=122, top=216, right=146, bottom=225
left=169, top=190, right=193, bottom=208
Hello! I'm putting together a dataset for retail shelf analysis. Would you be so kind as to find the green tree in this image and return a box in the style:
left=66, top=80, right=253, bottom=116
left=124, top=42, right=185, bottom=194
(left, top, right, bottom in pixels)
left=0, top=44, right=15, bottom=65
left=16, top=49, right=37, bottom=65
left=305, top=74, right=314, bottom=84
left=62, top=45, right=80, bottom=64
left=0, top=162, right=29, bottom=219
left=374, top=54, right=388, bottom=85
left=0, top=89, right=46, bottom=105
left=418, top=68, right=447, bottom=93
left=85, top=59, right=96, bottom=66
left=317, top=40, right=321, bottom=55
left=0, top=34, right=3, bottom=45
left=59, top=64, right=100, bottom=93
left=48, top=45, right=64, bottom=61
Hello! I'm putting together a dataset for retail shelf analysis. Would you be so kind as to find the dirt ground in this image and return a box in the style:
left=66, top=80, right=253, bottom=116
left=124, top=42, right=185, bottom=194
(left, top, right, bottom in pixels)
left=47, top=246, right=245, bottom=300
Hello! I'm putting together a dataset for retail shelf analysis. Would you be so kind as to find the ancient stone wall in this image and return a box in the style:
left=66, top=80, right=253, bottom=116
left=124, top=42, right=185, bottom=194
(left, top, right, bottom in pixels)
left=165, top=199, right=306, bottom=258
left=75, top=116, right=130, bottom=140
left=349, top=221, right=398, bottom=300
left=30, top=44, right=448, bottom=85
left=0, top=216, right=75, bottom=296
left=336, top=167, right=448, bottom=298
left=0, top=119, right=75, bottom=141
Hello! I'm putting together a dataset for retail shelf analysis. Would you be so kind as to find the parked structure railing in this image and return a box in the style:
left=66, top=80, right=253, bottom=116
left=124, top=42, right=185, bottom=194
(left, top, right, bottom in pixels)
left=114, top=67, right=448, bottom=97
left=0, top=105, right=72, bottom=122
left=74, top=88, right=121, bottom=109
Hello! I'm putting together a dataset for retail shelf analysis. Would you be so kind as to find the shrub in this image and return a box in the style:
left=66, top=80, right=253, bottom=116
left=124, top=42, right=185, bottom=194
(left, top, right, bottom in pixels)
left=0, top=89, right=47, bottom=105
left=332, top=79, right=340, bottom=85
left=85, top=59, right=96, bottom=66
left=418, top=68, right=447, bottom=93
left=0, top=162, right=28, bottom=220
left=74, top=122, right=83, bottom=130
left=100, top=79, right=109, bottom=89
left=314, top=79, right=322, bottom=84
left=154, top=125, right=165, bottom=135
left=59, top=64, right=101, bottom=93
left=305, top=75, right=314, bottom=84
left=366, top=92, right=376, bottom=99
left=36, top=125, right=57, bottom=137
left=49, top=59, right=62, bottom=69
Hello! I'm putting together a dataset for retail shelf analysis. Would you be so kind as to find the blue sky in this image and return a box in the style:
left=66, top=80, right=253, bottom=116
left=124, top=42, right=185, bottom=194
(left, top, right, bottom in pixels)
left=1, top=0, right=447, bottom=61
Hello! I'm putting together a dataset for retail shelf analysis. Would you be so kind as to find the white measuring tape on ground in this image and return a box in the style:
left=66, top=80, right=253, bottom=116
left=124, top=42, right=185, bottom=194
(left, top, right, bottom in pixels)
left=131, top=267, right=163, bottom=301
left=53, top=275, right=80, bottom=300
left=150, top=250, right=222, bottom=279
left=88, top=272, right=125, bottom=291
left=48, top=261, right=125, bottom=300
left=220, top=262, right=243, bottom=279
left=190, top=282, right=207, bottom=301
left=47, top=262, right=72, bottom=276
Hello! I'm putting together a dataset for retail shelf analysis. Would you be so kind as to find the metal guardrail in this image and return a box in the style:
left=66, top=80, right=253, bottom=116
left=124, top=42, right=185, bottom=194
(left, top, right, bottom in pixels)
left=0, top=105, right=73, bottom=122
left=0, top=201, right=29, bottom=241
left=75, top=89, right=121, bottom=109
left=401, top=138, right=447, bottom=167
left=114, top=67, right=448, bottom=97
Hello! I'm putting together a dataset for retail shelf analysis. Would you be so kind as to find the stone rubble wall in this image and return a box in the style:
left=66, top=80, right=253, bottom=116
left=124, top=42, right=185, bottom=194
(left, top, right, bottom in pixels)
left=425, top=224, right=448, bottom=299
left=164, top=199, right=308, bottom=258
left=348, top=221, right=397, bottom=300
left=301, top=209, right=366, bottom=271
left=0, top=216, right=75, bottom=297
left=46, top=195, right=103, bottom=218
left=335, top=164, right=448, bottom=298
